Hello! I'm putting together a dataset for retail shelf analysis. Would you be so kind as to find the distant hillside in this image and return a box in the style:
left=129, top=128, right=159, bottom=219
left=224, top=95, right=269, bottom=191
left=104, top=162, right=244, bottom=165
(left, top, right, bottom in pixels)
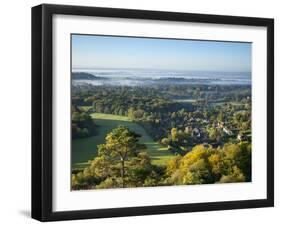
left=157, top=77, right=187, bottom=82
left=72, top=72, right=106, bottom=80
left=155, top=77, right=219, bottom=84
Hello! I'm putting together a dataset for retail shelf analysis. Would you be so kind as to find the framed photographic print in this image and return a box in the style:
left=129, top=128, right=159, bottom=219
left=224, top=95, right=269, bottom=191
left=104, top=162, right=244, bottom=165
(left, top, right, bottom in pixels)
left=32, top=4, right=274, bottom=221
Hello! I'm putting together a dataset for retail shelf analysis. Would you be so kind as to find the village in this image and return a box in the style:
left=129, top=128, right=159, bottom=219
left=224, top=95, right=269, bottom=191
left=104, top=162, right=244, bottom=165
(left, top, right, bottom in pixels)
left=157, top=99, right=252, bottom=154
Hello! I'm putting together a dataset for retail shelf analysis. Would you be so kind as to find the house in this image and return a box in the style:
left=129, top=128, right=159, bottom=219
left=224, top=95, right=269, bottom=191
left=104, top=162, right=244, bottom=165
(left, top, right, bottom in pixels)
left=190, top=117, right=195, bottom=122
left=193, top=128, right=200, bottom=133
left=184, top=126, right=192, bottom=133
left=217, top=121, right=225, bottom=128
left=237, top=133, right=247, bottom=141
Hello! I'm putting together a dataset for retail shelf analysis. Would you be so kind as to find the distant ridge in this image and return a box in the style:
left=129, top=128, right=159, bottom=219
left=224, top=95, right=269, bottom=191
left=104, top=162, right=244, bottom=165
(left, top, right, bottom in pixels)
left=72, top=72, right=107, bottom=80
left=157, top=77, right=186, bottom=81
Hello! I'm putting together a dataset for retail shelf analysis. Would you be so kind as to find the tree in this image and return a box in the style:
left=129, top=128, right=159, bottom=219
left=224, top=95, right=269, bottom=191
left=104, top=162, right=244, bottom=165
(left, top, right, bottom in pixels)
left=164, top=143, right=251, bottom=185
left=208, top=127, right=221, bottom=142
left=118, top=108, right=124, bottom=116
left=72, top=105, right=96, bottom=139
left=217, top=111, right=225, bottom=122
left=171, top=128, right=179, bottom=142
left=72, top=126, right=165, bottom=190
left=218, top=166, right=245, bottom=183
left=127, top=108, right=135, bottom=120
left=97, top=126, right=146, bottom=187
left=161, top=137, right=170, bottom=146
left=133, top=109, right=144, bottom=119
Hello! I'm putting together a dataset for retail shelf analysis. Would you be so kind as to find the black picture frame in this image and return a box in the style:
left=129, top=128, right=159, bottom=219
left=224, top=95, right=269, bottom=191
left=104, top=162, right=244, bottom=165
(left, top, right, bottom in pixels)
left=32, top=4, right=274, bottom=222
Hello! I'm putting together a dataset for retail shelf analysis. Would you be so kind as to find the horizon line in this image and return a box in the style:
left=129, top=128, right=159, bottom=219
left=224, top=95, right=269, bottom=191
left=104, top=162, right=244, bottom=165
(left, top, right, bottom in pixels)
left=72, top=67, right=251, bottom=73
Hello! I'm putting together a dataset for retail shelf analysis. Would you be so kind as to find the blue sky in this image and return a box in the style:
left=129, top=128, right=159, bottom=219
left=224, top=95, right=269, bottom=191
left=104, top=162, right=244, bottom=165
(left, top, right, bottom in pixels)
left=72, top=34, right=251, bottom=72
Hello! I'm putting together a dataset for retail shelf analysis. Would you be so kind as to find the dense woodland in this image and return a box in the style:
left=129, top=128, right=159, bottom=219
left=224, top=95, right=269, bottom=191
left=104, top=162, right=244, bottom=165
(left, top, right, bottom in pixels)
left=72, top=82, right=252, bottom=189
left=72, top=105, right=96, bottom=139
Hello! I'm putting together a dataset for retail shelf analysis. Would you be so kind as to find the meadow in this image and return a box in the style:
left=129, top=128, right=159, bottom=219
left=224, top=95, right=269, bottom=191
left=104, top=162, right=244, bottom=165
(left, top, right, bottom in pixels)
left=72, top=113, right=174, bottom=171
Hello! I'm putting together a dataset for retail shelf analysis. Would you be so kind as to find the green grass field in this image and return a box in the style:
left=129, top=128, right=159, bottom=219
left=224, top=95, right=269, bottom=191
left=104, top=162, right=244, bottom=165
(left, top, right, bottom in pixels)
left=72, top=113, right=174, bottom=170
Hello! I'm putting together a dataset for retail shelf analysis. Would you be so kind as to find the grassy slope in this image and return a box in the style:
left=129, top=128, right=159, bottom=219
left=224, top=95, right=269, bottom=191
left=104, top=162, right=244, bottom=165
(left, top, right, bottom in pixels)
left=72, top=113, right=174, bottom=170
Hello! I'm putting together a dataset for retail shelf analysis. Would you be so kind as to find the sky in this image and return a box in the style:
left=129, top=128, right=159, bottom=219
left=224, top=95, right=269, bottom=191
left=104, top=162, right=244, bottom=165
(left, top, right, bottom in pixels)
left=72, top=34, right=251, bottom=72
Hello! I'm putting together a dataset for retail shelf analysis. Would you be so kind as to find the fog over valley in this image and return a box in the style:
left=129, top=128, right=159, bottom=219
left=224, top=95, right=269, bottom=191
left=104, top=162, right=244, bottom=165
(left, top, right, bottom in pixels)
left=72, top=69, right=251, bottom=87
